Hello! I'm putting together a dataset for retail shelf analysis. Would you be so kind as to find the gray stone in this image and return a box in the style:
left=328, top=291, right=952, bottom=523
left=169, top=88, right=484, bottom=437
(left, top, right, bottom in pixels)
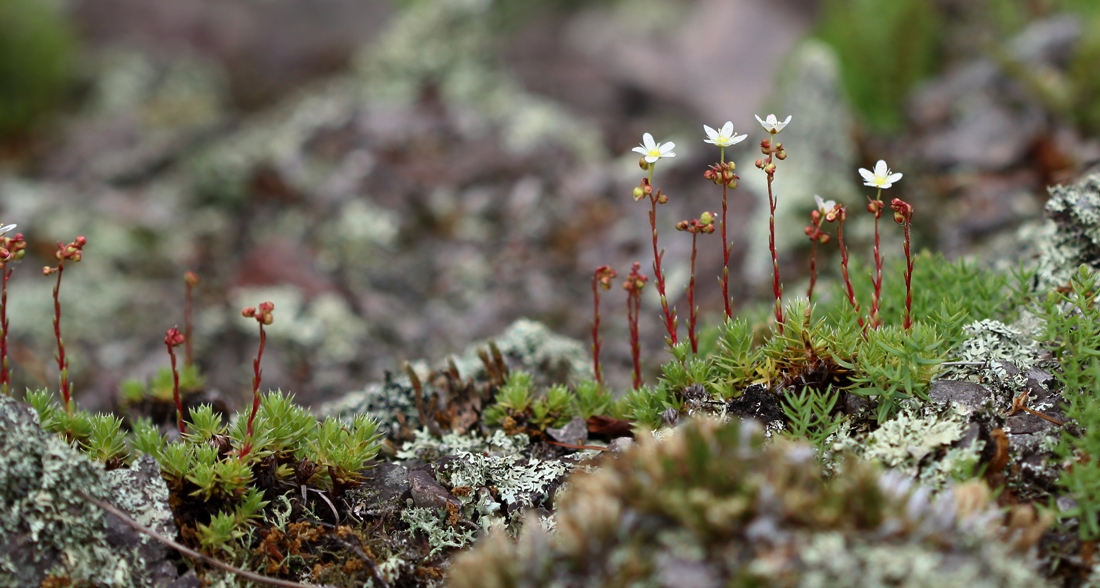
left=928, top=380, right=993, bottom=412
left=546, top=416, right=588, bottom=447
left=409, top=468, right=461, bottom=511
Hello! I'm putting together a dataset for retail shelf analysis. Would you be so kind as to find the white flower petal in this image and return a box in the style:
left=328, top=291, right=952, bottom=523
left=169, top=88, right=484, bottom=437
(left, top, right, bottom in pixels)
left=755, top=114, right=767, bottom=129
left=887, top=172, right=903, bottom=184
left=814, top=194, right=826, bottom=209
left=874, top=160, right=889, bottom=176
left=642, top=133, right=657, bottom=150
left=659, top=142, right=676, bottom=155
left=730, top=133, right=748, bottom=145
left=720, top=121, right=734, bottom=137
left=0, top=223, right=15, bottom=235
left=703, top=124, right=718, bottom=139
left=632, top=146, right=648, bottom=156
left=858, top=168, right=874, bottom=182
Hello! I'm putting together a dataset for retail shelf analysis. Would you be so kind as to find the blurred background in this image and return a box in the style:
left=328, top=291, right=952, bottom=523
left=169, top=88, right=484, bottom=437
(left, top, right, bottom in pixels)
left=0, top=0, right=1098, bottom=412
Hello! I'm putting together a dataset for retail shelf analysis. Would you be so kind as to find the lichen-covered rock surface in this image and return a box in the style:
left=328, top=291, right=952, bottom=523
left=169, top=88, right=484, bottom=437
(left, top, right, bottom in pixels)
left=0, top=395, right=181, bottom=587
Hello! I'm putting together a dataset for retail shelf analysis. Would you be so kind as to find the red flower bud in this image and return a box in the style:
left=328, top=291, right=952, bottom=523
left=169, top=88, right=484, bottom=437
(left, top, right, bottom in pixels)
left=242, top=307, right=256, bottom=318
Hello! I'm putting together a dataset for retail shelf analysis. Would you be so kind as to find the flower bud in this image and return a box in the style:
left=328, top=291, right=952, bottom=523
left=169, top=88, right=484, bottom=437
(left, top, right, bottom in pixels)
left=703, top=169, right=715, bottom=180
left=632, top=187, right=644, bottom=201
left=657, top=193, right=668, bottom=204
left=184, top=271, right=199, bottom=287
left=804, top=225, right=815, bottom=237
left=259, top=301, right=275, bottom=313
left=43, top=266, right=53, bottom=276
left=760, top=139, right=770, bottom=153
left=242, top=307, right=256, bottom=318
left=810, top=210, right=820, bottom=223
left=71, top=252, right=82, bottom=262
left=894, top=211, right=906, bottom=224
left=702, top=224, right=715, bottom=234
left=699, top=211, right=714, bottom=226
left=755, top=159, right=764, bottom=169
left=727, top=179, right=738, bottom=190
left=676, top=220, right=690, bottom=231
left=764, top=163, right=776, bottom=175
left=867, top=202, right=877, bottom=214
left=263, top=313, right=274, bottom=325
left=818, top=234, right=830, bottom=244
left=74, top=236, right=87, bottom=247
left=639, top=157, right=649, bottom=170
left=775, top=150, right=787, bottom=160
left=726, top=161, right=736, bottom=171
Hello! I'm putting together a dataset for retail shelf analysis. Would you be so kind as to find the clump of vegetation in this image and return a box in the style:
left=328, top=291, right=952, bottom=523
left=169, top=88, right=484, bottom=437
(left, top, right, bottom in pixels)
left=450, top=417, right=1049, bottom=588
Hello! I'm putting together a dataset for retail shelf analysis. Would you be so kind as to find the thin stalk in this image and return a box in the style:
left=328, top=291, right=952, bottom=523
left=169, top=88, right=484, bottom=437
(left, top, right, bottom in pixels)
left=52, top=264, right=71, bottom=412
left=1, top=265, right=11, bottom=396
left=688, top=230, right=700, bottom=353
left=647, top=181, right=678, bottom=346
left=869, top=188, right=884, bottom=329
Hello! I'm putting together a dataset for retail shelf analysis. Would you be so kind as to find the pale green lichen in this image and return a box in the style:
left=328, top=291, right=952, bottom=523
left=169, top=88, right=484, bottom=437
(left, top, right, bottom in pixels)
left=0, top=395, right=175, bottom=587
left=401, top=504, right=479, bottom=557
left=1031, top=170, right=1100, bottom=289
left=834, top=402, right=981, bottom=489
left=397, top=428, right=530, bottom=462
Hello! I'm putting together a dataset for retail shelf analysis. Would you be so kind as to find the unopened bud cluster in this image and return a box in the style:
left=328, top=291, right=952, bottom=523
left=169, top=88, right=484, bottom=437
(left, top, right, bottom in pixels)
left=242, top=301, right=275, bottom=325
left=703, top=161, right=739, bottom=190
left=43, top=236, right=86, bottom=275
left=676, top=213, right=717, bottom=235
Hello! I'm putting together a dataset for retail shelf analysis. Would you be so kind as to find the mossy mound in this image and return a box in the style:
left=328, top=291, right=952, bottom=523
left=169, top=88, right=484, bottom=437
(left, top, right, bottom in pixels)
left=450, top=417, right=1049, bottom=588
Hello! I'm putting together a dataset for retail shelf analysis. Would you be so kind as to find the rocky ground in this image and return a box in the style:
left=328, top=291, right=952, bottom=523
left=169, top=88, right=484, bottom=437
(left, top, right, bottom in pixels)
left=4, top=0, right=1100, bottom=586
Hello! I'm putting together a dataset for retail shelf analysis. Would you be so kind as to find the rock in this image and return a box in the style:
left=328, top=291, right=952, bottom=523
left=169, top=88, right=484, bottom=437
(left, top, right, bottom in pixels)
left=929, top=380, right=994, bottom=413
left=0, top=395, right=180, bottom=587
left=409, top=468, right=462, bottom=510
left=910, top=15, right=1081, bottom=171
left=1030, top=168, right=1100, bottom=289
left=546, top=416, right=588, bottom=447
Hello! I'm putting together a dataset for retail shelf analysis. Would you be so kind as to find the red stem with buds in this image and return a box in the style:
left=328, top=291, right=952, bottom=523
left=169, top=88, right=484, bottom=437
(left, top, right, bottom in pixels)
left=758, top=134, right=785, bottom=334
left=623, top=263, right=646, bottom=389
left=164, top=328, right=186, bottom=434
left=44, top=236, right=86, bottom=413
left=869, top=193, right=885, bottom=329
left=644, top=185, right=678, bottom=347
left=239, top=301, right=274, bottom=458
left=891, top=198, right=915, bottom=330
left=591, top=265, right=617, bottom=386
left=829, top=207, right=864, bottom=330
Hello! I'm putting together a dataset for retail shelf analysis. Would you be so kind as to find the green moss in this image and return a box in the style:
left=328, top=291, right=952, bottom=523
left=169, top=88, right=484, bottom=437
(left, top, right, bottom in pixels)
left=0, top=0, right=75, bottom=137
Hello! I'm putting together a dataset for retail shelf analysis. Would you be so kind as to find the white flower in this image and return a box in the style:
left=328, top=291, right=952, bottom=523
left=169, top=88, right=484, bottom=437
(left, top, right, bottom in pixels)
left=631, top=132, right=676, bottom=164
left=0, top=224, right=15, bottom=236
left=703, top=121, right=747, bottom=148
left=814, top=195, right=836, bottom=214
left=754, top=113, right=792, bottom=134
left=858, top=160, right=903, bottom=190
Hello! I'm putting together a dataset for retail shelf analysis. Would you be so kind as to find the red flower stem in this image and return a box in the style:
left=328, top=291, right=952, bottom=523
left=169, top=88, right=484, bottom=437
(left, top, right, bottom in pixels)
left=719, top=147, right=733, bottom=320
left=836, top=212, right=865, bottom=331
left=166, top=341, right=186, bottom=434
left=902, top=219, right=913, bottom=331
left=627, top=288, right=641, bottom=389
left=688, top=231, right=700, bottom=354
left=807, top=238, right=818, bottom=303
left=1, top=266, right=11, bottom=396
left=239, top=322, right=266, bottom=458
left=591, top=275, right=604, bottom=386
left=52, top=263, right=72, bottom=413
left=869, top=189, right=884, bottom=329
left=765, top=139, right=784, bottom=334
left=648, top=194, right=677, bottom=347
